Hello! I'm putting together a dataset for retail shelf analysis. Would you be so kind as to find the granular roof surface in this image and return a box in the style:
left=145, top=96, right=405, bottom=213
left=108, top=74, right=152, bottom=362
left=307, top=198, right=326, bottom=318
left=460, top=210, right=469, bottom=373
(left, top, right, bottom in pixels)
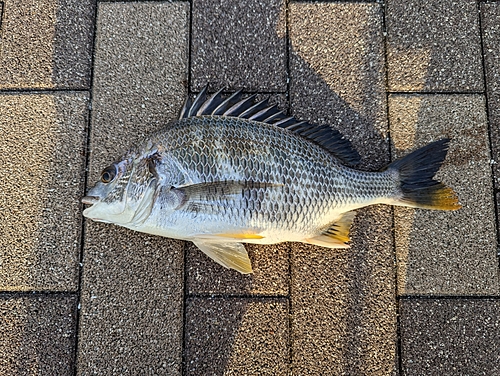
left=0, top=1, right=499, bottom=375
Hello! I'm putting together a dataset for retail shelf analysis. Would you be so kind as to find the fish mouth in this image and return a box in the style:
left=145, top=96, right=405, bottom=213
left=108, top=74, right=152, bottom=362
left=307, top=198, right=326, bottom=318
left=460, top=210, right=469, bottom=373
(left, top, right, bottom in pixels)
left=82, top=196, right=99, bottom=205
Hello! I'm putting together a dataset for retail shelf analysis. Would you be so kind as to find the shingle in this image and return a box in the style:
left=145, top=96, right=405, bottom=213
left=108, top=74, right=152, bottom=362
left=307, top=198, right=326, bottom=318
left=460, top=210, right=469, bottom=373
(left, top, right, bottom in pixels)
left=184, top=297, right=289, bottom=375
left=86, top=3, right=189, bottom=179
left=186, top=94, right=289, bottom=296
left=481, top=3, right=500, bottom=191
left=289, top=2, right=388, bottom=169
left=77, top=224, right=185, bottom=375
left=386, top=0, right=483, bottom=92
left=184, top=93, right=290, bottom=295
left=289, top=3, right=397, bottom=374
left=77, top=3, right=189, bottom=374
left=389, top=94, right=498, bottom=295
left=0, top=93, right=88, bottom=291
left=191, top=0, right=287, bottom=92
left=0, top=0, right=94, bottom=89
left=291, top=208, right=397, bottom=375
left=400, top=298, right=500, bottom=375
left=0, top=294, right=77, bottom=375
left=186, top=242, right=289, bottom=295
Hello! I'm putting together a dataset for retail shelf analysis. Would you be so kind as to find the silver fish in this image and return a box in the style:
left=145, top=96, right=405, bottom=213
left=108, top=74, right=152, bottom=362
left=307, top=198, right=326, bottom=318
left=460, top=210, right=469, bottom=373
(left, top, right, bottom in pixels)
left=83, top=86, right=461, bottom=274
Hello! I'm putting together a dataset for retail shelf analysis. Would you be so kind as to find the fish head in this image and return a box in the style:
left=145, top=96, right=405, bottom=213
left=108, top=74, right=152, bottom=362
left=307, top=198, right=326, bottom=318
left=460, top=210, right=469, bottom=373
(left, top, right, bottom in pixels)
left=82, top=150, right=161, bottom=226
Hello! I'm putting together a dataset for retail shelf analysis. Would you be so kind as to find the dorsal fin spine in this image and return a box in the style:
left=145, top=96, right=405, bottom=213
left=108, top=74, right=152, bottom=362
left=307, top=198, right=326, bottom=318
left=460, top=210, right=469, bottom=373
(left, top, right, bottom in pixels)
left=273, top=117, right=296, bottom=128
left=239, top=98, right=270, bottom=119
left=211, top=89, right=243, bottom=115
left=187, top=85, right=208, bottom=117
left=223, top=94, right=257, bottom=117
left=262, top=112, right=285, bottom=123
left=249, top=104, right=279, bottom=121
left=196, top=87, right=225, bottom=116
left=178, top=96, right=192, bottom=119
left=285, top=121, right=308, bottom=132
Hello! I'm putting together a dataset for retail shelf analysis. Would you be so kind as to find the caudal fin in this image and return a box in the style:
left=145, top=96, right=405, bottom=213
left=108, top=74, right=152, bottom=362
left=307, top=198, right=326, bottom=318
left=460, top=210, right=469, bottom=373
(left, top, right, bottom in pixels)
left=388, top=138, right=461, bottom=210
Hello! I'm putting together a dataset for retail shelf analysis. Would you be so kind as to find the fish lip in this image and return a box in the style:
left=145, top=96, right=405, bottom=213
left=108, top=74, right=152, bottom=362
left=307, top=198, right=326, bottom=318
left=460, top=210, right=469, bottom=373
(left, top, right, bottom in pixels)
left=82, top=196, right=99, bottom=205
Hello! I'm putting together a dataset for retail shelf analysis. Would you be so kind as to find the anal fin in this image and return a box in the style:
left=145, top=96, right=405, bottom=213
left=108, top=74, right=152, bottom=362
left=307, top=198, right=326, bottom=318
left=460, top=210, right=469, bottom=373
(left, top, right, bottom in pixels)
left=305, top=211, right=356, bottom=249
left=193, top=241, right=253, bottom=274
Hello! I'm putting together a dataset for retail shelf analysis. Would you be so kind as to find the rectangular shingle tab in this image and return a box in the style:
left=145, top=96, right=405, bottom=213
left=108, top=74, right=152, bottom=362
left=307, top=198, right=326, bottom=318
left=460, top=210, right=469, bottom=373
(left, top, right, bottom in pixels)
left=0, top=294, right=77, bottom=375
left=289, top=3, right=397, bottom=375
left=0, top=0, right=94, bottom=89
left=86, top=3, right=189, bottom=177
left=186, top=242, right=289, bottom=295
left=77, top=3, right=189, bottom=374
left=290, top=2, right=388, bottom=169
left=191, top=0, right=287, bottom=92
left=77, top=225, right=185, bottom=375
left=386, top=0, right=483, bottom=92
left=184, top=297, right=289, bottom=375
left=482, top=3, right=500, bottom=192
left=291, top=209, right=397, bottom=376
left=0, top=92, right=88, bottom=291
left=389, top=94, right=498, bottom=295
left=400, top=298, right=500, bottom=375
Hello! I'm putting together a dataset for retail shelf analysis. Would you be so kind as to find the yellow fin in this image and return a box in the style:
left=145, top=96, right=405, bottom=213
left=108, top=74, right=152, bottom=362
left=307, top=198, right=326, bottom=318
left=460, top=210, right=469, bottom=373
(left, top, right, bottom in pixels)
left=397, top=185, right=462, bottom=210
left=304, top=235, right=351, bottom=249
left=193, top=241, right=253, bottom=274
left=305, top=211, right=356, bottom=248
left=216, top=232, right=264, bottom=240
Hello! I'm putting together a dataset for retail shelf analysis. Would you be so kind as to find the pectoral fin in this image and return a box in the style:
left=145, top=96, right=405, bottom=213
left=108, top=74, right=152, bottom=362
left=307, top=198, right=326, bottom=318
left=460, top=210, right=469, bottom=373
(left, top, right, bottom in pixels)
left=175, top=180, right=282, bottom=212
left=305, top=211, right=357, bottom=249
left=193, top=241, right=253, bottom=274
left=179, top=180, right=280, bottom=200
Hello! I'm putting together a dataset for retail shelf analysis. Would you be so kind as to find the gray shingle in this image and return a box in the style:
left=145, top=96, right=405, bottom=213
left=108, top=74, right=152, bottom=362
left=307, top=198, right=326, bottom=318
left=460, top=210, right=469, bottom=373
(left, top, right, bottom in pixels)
left=0, top=294, right=77, bottom=375
left=289, top=3, right=397, bottom=375
left=389, top=94, right=498, bottom=295
left=0, top=93, right=88, bottom=291
left=0, top=0, right=94, bottom=89
left=401, top=298, right=500, bottom=375
left=386, top=0, right=483, bottom=92
left=191, top=0, right=287, bottom=92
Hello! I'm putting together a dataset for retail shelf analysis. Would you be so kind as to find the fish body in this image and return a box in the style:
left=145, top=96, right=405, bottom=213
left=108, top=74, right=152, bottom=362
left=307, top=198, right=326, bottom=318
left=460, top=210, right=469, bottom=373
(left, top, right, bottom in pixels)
left=116, top=117, right=393, bottom=241
left=83, top=86, right=460, bottom=273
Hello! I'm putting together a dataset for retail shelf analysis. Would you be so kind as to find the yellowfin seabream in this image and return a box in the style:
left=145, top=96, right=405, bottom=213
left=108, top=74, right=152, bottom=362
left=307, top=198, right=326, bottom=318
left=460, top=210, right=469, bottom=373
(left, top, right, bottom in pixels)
left=83, top=86, right=461, bottom=274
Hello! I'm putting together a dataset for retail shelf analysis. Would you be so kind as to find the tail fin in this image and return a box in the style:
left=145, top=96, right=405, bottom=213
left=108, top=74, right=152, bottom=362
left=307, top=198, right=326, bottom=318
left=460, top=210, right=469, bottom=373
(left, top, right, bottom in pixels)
left=388, top=138, right=461, bottom=210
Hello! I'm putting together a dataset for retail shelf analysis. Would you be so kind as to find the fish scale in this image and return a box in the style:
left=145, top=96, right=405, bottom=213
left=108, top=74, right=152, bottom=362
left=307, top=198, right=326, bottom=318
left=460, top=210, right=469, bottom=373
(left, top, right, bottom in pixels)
left=83, top=86, right=460, bottom=274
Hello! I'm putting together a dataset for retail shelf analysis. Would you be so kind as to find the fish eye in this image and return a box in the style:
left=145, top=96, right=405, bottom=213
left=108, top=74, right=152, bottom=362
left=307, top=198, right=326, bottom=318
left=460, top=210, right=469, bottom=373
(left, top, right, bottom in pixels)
left=101, top=165, right=117, bottom=183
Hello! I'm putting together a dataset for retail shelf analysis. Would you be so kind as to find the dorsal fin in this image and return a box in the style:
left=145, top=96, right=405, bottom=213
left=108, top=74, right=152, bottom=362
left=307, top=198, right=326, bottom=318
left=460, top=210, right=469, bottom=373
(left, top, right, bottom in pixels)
left=286, top=123, right=361, bottom=166
left=178, top=95, right=192, bottom=119
left=178, top=85, right=361, bottom=166
left=223, top=94, right=258, bottom=117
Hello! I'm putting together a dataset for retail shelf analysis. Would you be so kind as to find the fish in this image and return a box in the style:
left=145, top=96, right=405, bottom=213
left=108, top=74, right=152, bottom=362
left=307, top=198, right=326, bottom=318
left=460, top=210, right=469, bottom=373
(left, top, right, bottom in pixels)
left=82, top=85, right=461, bottom=274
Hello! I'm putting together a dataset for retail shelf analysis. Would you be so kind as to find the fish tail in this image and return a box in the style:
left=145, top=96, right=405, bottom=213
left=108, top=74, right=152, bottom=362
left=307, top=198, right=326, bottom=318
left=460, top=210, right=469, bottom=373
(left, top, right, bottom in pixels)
left=388, top=138, right=461, bottom=210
